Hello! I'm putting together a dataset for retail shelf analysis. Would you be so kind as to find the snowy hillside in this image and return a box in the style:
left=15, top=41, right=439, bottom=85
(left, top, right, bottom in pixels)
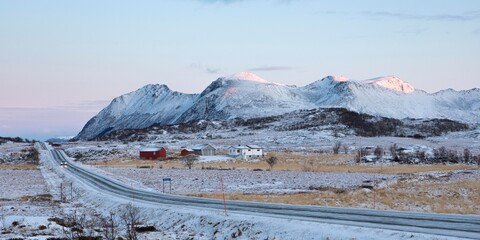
left=176, top=72, right=314, bottom=123
left=75, top=73, right=480, bottom=140
left=76, top=84, right=198, bottom=140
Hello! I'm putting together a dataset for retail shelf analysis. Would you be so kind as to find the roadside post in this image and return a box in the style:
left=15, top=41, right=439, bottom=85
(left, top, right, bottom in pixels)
left=163, top=178, right=172, bottom=193
left=220, top=176, right=228, bottom=216
left=60, top=181, right=72, bottom=202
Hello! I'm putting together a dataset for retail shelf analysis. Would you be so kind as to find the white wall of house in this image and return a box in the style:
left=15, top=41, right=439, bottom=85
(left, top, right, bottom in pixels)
left=229, top=146, right=264, bottom=160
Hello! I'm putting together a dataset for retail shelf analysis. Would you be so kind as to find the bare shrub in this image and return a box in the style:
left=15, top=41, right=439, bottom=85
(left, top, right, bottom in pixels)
left=373, top=146, right=383, bottom=161
left=0, top=204, right=6, bottom=231
left=120, top=203, right=143, bottom=240
left=390, top=144, right=399, bottom=161
left=354, top=148, right=368, bottom=163
left=266, top=156, right=278, bottom=170
left=463, top=148, right=471, bottom=163
left=99, top=211, right=120, bottom=240
left=415, top=150, right=427, bottom=163
left=58, top=210, right=99, bottom=239
left=301, top=159, right=315, bottom=172
left=342, top=144, right=349, bottom=154
left=333, top=141, right=342, bottom=154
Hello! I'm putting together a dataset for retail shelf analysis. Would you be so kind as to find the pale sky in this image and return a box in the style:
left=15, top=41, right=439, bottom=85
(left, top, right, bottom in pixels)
left=1, top=0, right=479, bottom=140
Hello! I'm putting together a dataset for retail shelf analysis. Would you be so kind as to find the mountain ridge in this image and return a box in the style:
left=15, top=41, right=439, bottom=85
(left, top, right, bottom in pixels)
left=75, top=73, right=480, bottom=140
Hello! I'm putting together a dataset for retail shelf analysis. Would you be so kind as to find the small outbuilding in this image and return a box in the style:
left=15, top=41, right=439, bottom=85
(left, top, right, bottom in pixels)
left=191, top=144, right=216, bottom=156
left=180, top=148, right=195, bottom=156
left=139, top=147, right=166, bottom=160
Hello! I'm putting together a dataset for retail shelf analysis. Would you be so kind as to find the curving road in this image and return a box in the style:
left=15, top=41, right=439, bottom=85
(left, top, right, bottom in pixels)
left=38, top=143, right=480, bottom=239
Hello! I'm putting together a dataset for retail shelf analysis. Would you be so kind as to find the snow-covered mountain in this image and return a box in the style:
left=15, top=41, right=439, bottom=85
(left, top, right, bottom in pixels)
left=77, top=84, right=198, bottom=140
left=75, top=72, right=480, bottom=140
left=176, top=73, right=314, bottom=123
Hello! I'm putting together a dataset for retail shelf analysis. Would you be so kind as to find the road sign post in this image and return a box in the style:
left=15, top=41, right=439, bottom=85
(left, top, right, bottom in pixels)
left=162, top=178, right=172, bottom=193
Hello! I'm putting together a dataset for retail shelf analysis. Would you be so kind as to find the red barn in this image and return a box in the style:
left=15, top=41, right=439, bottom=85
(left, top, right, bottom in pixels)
left=180, top=148, right=195, bottom=156
left=139, top=147, right=166, bottom=160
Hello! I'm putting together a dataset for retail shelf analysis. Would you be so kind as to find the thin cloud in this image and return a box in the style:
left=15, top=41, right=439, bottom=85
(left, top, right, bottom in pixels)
left=248, top=66, right=294, bottom=71
left=205, top=67, right=220, bottom=74
left=190, top=63, right=221, bottom=74
left=363, top=11, right=480, bottom=21
left=474, top=28, right=480, bottom=35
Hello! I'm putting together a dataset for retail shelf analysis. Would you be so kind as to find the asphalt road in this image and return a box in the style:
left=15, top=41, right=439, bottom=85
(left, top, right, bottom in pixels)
left=39, top=142, right=480, bottom=239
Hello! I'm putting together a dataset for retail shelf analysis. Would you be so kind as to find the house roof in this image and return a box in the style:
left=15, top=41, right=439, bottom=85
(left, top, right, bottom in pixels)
left=230, top=145, right=264, bottom=149
left=230, top=145, right=249, bottom=149
left=140, top=147, right=162, bottom=152
left=192, top=144, right=215, bottom=150
left=181, top=148, right=194, bottom=152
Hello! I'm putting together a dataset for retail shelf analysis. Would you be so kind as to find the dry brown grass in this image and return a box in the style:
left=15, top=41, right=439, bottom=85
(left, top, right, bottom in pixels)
left=95, top=152, right=478, bottom=174
left=19, top=194, right=53, bottom=202
left=0, top=164, right=38, bottom=170
left=189, top=180, right=480, bottom=214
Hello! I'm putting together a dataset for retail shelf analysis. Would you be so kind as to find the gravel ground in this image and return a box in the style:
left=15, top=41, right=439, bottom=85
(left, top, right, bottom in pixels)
left=98, top=167, right=398, bottom=194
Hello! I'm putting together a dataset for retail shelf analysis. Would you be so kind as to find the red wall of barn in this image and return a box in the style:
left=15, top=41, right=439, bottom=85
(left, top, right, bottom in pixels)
left=140, top=148, right=166, bottom=160
left=180, top=149, right=194, bottom=156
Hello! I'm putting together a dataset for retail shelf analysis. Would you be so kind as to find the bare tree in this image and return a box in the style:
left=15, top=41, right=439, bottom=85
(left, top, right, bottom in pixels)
left=60, top=209, right=93, bottom=240
left=266, top=156, right=278, bottom=170
left=373, top=146, right=383, bottom=161
left=342, top=144, right=349, bottom=154
left=333, top=141, right=342, bottom=154
left=100, top=211, right=120, bottom=240
left=390, top=144, right=399, bottom=161
left=463, top=148, right=471, bottom=163
left=182, top=154, right=198, bottom=170
left=0, top=204, right=6, bottom=231
left=120, top=203, right=143, bottom=240
left=438, top=146, right=448, bottom=162
left=354, top=148, right=368, bottom=163
left=415, top=150, right=427, bottom=163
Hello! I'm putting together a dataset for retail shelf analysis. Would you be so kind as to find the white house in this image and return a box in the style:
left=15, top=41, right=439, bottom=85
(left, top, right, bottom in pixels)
left=228, top=145, right=265, bottom=160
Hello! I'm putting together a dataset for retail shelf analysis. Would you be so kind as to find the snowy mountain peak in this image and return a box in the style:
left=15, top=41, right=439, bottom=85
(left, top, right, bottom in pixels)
left=365, top=76, right=415, bottom=93
left=221, top=72, right=271, bottom=84
left=325, top=75, right=350, bottom=82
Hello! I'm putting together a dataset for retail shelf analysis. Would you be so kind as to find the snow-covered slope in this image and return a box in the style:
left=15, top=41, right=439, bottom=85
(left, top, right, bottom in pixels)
left=75, top=73, right=480, bottom=140
left=301, top=75, right=480, bottom=121
left=76, top=84, right=198, bottom=140
left=176, top=72, right=313, bottom=123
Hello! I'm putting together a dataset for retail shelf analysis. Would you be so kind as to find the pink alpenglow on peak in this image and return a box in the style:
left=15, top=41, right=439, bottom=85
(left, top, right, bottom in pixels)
left=365, top=76, right=415, bottom=93
left=326, top=75, right=350, bottom=82
left=222, top=72, right=285, bottom=85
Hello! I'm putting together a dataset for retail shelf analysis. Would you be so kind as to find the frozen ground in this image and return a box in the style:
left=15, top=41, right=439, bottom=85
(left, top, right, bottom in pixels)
left=40, top=144, right=468, bottom=240
left=0, top=170, right=47, bottom=199
left=0, top=162, right=65, bottom=239
left=96, top=167, right=397, bottom=194
left=0, top=142, right=477, bottom=239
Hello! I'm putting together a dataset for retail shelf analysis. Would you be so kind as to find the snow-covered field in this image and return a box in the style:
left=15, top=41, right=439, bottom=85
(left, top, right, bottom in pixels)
left=0, top=142, right=36, bottom=164
left=97, top=167, right=396, bottom=194
left=1, top=141, right=478, bottom=239
left=0, top=170, right=47, bottom=199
